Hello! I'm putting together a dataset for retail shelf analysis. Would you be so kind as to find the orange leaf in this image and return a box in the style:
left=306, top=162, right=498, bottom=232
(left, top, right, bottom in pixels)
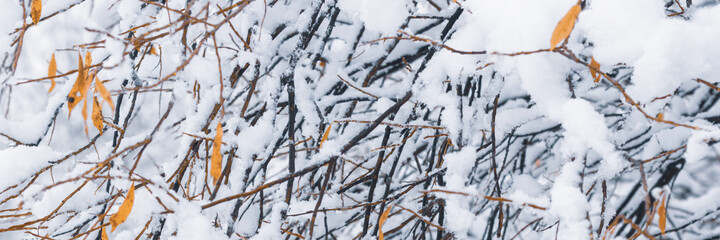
left=82, top=94, right=89, bottom=136
left=378, top=205, right=392, bottom=240
left=590, top=57, right=601, bottom=83
left=318, top=124, right=332, bottom=149
left=110, top=184, right=135, bottom=232
left=67, top=53, right=86, bottom=115
left=101, top=226, right=109, bottom=240
left=550, top=3, right=581, bottom=50
left=48, top=53, right=56, bottom=93
left=81, top=70, right=96, bottom=136
left=210, top=122, right=223, bottom=183
left=30, top=0, right=41, bottom=25
left=85, top=51, right=92, bottom=69
left=659, top=192, right=667, bottom=235
left=149, top=46, right=158, bottom=55
left=657, top=113, right=664, bottom=121
left=95, top=77, right=114, bottom=111
left=92, top=97, right=103, bottom=133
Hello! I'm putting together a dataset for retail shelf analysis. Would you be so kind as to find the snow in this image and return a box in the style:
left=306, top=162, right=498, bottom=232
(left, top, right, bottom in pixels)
left=560, top=99, right=625, bottom=178
left=171, top=202, right=228, bottom=240
left=548, top=161, right=590, bottom=239
left=338, top=0, right=410, bottom=34
left=1, top=0, right=720, bottom=238
left=0, top=145, right=59, bottom=191
left=580, top=0, right=720, bottom=104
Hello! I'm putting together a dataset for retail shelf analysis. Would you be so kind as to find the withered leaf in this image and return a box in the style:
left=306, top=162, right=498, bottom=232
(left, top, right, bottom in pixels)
left=48, top=53, right=56, bottom=93
left=85, top=51, right=92, bottom=69
left=101, top=226, right=108, bottom=240
left=550, top=3, right=581, bottom=50
left=590, top=57, right=601, bottom=83
left=81, top=69, right=97, bottom=136
left=67, top=53, right=87, bottom=116
left=95, top=77, right=114, bottom=111
left=378, top=205, right=392, bottom=240
left=318, top=124, right=332, bottom=149
left=210, top=122, right=223, bottom=183
left=110, top=184, right=135, bottom=232
left=31, top=0, right=41, bottom=25
left=659, top=192, right=667, bottom=235
left=92, top=97, right=103, bottom=133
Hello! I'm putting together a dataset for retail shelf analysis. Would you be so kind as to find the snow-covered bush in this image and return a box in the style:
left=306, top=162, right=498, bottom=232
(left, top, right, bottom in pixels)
left=1, top=0, right=720, bottom=239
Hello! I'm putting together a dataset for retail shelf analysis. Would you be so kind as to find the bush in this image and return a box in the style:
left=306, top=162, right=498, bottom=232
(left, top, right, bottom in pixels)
left=1, top=0, right=719, bottom=239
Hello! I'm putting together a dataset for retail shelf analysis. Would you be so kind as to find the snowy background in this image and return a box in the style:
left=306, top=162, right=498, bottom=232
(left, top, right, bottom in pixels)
left=1, top=0, right=720, bottom=239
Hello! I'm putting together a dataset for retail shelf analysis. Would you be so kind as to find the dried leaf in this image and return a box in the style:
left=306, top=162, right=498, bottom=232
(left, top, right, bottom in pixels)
left=48, top=53, right=56, bottom=93
left=85, top=51, right=92, bottom=69
left=590, top=57, right=601, bottom=83
left=659, top=192, right=667, bottom=235
left=149, top=46, right=158, bottom=55
left=210, top=122, right=223, bottom=183
left=101, top=226, right=108, bottom=240
left=110, top=184, right=135, bottom=232
left=95, top=77, right=114, bottom=111
left=82, top=94, right=89, bottom=136
left=31, top=0, right=41, bottom=25
left=657, top=113, right=664, bottom=121
left=378, top=205, right=392, bottom=240
left=81, top=70, right=96, bottom=136
left=92, top=97, right=103, bottom=133
left=550, top=3, right=582, bottom=50
left=318, top=124, right=332, bottom=149
left=67, top=53, right=86, bottom=115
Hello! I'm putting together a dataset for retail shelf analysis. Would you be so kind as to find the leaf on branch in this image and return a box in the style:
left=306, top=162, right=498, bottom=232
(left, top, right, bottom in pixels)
left=81, top=69, right=97, bottom=136
left=82, top=89, right=89, bottom=136
left=211, top=122, right=223, bottom=183
left=378, top=205, right=392, bottom=240
left=318, top=124, right=332, bottom=149
left=659, top=192, right=667, bottom=235
left=550, top=3, right=581, bottom=50
left=31, top=0, right=41, bottom=25
left=95, top=77, right=114, bottom=111
left=590, top=57, right=601, bottom=83
left=67, top=53, right=88, bottom=116
left=84, top=51, right=92, bottom=69
left=101, top=226, right=108, bottom=240
left=110, top=184, right=135, bottom=232
left=92, top=97, right=103, bottom=133
left=48, top=53, right=56, bottom=93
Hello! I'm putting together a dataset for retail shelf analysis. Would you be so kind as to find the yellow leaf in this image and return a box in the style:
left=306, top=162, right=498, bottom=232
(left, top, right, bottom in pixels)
left=318, top=124, right=332, bottom=149
left=85, top=51, right=92, bottom=69
left=378, top=205, right=392, bottom=240
left=659, top=192, right=667, bottom=235
left=67, top=53, right=86, bottom=115
left=101, top=226, right=109, bottom=240
left=30, top=0, right=41, bottom=25
left=590, top=57, right=601, bottom=83
left=210, top=122, right=223, bottom=183
left=95, top=77, right=114, bottom=111
left=657, top=113, right=664, bottom=121
left=48, top=53, right=56, bottom=93
left=92, top=97, right=103, bottom=133
left=82, top=94, right=88, bottom=136
left=81, top=70, right=96, bottom=136
left=110, top=184, right=135, bottom=232
left=550, top=3, right=581, bottom=50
